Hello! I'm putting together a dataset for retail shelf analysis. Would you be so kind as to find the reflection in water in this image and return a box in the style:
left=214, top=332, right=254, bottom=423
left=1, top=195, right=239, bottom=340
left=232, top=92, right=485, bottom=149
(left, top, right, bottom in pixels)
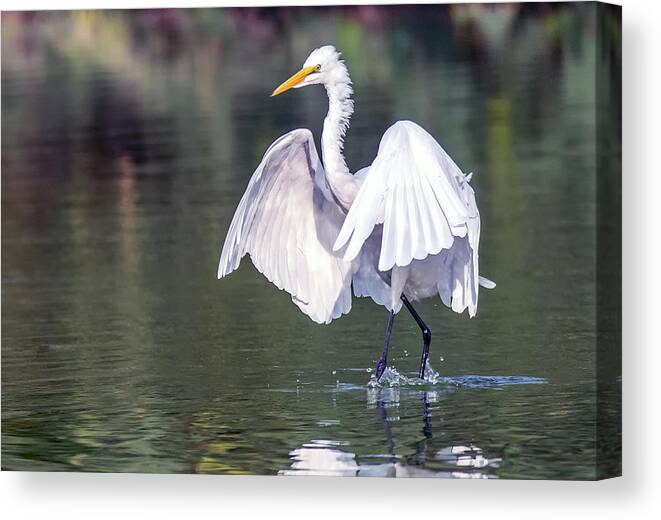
left=280, top=440, right=360, bottom=477
left=281, top=390, right=500, bottom=478
left=280, top=441, right=498, bottom=478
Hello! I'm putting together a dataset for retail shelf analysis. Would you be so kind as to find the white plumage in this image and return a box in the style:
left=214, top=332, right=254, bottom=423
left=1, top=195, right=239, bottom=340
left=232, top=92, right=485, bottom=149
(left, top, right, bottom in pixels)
left=217, top=129, right=353, bottom=324
left=333, top=120, right=489, bottom=315
left=217, top=45, right=495, bottom=371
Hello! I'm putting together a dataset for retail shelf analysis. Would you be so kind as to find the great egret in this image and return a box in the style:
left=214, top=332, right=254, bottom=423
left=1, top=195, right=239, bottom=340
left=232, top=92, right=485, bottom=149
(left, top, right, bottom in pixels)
left=218, top=45, right=495, bottom=380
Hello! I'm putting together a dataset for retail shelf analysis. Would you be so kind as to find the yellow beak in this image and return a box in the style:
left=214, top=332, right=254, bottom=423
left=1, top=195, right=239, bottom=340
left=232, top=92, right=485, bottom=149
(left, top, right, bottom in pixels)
left=271, top=65, right=318, bottom=97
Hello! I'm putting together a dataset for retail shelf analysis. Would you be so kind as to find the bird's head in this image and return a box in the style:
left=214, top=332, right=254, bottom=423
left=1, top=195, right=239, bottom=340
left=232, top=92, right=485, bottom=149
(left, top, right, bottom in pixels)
left=271, top=45, right=348, bottom=97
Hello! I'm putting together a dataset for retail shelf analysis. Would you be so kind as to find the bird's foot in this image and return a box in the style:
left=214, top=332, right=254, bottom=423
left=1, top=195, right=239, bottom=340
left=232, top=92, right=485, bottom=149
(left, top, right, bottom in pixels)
left=418, top=353, right=430, bottom=379
left=375, top=358, right=387, bottom=380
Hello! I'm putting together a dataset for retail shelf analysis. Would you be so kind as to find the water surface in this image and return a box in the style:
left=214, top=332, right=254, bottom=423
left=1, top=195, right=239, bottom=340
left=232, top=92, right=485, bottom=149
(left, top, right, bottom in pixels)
left=2, top=5, right=620, bottom=479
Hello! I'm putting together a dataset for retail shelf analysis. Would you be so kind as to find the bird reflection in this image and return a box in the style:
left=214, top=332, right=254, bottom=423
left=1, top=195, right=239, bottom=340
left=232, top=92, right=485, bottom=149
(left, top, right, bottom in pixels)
left=279, top=389, right=500, bottom=478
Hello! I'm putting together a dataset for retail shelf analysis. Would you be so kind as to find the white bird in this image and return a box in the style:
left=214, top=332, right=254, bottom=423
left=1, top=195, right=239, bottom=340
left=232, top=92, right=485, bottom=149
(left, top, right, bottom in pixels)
left=218, top=45, right=495, bottom=380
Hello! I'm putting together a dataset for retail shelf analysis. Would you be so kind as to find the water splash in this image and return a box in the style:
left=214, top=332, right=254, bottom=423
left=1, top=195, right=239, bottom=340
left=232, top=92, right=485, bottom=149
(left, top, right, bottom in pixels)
left=367, top=366, right=409, bottom=388
left=368, top=361, right=442, bottom=387
left=422, top=360, right=441, bottom=383
left=367, top=361, right=546, bottom=389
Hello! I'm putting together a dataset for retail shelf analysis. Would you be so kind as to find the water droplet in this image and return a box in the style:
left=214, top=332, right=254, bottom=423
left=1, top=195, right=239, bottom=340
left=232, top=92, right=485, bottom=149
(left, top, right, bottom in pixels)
left=366, top=367, right=372, bottom=373
left=439, top=356, right=445, bottom=362
left=332, top=370, right=337, bottom=375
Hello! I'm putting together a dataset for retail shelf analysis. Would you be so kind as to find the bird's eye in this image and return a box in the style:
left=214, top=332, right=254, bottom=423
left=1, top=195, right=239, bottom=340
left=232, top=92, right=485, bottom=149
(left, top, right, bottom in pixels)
left=314, top=64, right=321, bottom=72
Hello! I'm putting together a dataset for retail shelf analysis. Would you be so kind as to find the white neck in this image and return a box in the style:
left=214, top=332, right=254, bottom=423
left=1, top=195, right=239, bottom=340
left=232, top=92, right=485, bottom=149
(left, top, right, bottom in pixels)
left=321, top=71, right=355, bottom=210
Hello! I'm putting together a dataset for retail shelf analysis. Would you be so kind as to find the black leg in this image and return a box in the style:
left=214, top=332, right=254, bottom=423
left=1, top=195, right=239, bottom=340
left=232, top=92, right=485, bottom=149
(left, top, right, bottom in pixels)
left=375, top=311, right=395, bottom=380
left=401, top=295, right=432, bottom=379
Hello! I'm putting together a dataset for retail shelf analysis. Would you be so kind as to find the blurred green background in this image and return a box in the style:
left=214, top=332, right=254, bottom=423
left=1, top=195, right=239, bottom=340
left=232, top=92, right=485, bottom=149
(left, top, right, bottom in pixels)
left=2, top=3, right=620, bottom=478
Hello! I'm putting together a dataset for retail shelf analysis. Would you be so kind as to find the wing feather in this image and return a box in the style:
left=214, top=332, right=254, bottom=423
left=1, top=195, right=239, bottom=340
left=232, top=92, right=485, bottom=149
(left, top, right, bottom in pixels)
left=335, top=120, right=469, bottom=270
left=333, top=120, right=492, bottom=317
left=218, top=129, right=352, bottom=324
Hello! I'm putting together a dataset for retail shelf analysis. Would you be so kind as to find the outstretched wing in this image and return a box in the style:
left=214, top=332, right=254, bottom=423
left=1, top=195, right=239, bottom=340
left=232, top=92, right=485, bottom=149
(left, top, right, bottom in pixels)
left=333, top=120, right=491, bottom=316
left=218, top=129, right=352, bottom=324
